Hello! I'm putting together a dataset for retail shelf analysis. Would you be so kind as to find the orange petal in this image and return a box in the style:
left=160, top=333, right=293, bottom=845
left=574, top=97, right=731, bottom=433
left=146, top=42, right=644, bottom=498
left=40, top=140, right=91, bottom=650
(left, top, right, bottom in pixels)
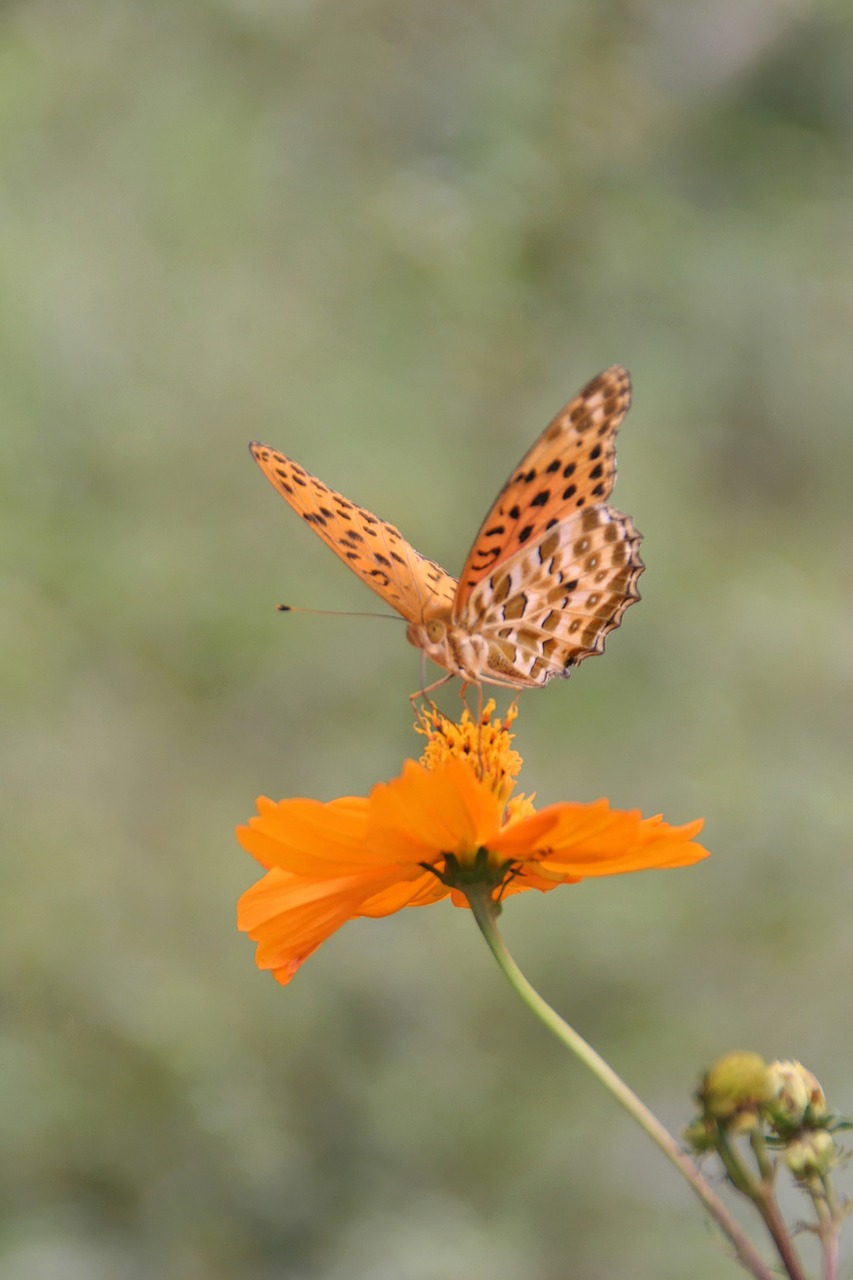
left=237, top=795, right=390, bottom=876
left=535, top=803, right=707, bottom=878
left=502, top=866, right=581, bottom=896
left=238, top=863, right=403, bottom=985
left=487, top=804, right=566, bottom=861
left=358, top=868, right=449, bottom=916
left=367, top=759, right=503, bottom=864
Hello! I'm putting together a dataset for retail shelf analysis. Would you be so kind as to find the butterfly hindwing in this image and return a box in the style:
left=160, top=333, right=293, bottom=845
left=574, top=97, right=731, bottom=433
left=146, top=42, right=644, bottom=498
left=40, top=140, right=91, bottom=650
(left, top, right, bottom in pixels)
left=249, top=443, right=457, bottom=623
left=463, top=505, right=644, bottom=687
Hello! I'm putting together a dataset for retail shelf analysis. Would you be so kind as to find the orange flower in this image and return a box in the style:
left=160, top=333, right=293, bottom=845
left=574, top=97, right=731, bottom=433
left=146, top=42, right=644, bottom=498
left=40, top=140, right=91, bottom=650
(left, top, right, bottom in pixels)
left=237, top=703, right=708, bottom=985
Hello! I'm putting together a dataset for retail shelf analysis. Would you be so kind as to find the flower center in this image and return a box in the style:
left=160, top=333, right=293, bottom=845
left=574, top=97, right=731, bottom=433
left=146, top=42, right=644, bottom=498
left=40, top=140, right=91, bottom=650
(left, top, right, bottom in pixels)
left=416, top=698, right=523, bottom=805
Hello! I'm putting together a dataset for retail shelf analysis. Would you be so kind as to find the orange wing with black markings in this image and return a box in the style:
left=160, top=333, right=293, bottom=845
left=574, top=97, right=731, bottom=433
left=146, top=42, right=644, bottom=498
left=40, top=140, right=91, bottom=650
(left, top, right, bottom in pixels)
left=455, top=366, right=631, bottom=602
left=248, top=444, right=457, bottom=623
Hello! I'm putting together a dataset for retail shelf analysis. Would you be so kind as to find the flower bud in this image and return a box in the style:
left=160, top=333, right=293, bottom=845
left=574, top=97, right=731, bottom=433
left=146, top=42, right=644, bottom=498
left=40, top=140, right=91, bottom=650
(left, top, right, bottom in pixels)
left=698, top=1051, right=771, bottom=1127
left=766, top=1060, right=827, bottom=1133
left=683, top=1116, right=718, bottom=1154
left=784, top=1130, right=836, bottom=1179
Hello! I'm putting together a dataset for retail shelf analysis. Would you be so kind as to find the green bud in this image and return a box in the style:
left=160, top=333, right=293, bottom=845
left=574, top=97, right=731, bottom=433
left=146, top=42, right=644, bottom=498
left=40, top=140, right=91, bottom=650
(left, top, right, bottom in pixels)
left=784, top=1130, right=836, bottom=1179
left=684, top=1116, right=718, bottom=1154
left=699, top=1051, right=771, bottom=1125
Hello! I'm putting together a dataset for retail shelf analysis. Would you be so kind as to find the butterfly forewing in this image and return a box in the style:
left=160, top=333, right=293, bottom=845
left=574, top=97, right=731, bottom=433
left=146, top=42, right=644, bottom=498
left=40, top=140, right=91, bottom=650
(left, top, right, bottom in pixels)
left=454, top=366, right=632, bottom=605
left=249, top=443, right=457, bottom=622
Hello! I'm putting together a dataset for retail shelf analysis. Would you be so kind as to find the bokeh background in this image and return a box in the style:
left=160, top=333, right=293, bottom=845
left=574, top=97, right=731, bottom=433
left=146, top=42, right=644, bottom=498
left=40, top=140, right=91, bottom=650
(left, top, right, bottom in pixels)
left=4, top=2, right=853, bottom=1278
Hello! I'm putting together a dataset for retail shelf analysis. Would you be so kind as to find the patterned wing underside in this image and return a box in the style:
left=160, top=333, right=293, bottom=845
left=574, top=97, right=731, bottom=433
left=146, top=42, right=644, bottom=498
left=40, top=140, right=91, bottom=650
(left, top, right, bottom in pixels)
left=463, top=505, right=644, bottom=687
left=454, top=366, right=632, bottom=607
left=249, top=443, right=457, bottom=623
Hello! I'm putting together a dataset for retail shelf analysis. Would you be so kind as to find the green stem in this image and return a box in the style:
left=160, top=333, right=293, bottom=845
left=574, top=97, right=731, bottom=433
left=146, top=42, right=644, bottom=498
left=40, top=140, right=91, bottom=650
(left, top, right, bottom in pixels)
left=750, top=1127, right=775, bottom=1183
left=821, top=1172, right=841, bottom=1223
left=811, top=1175, right=839, bottom=1280
left=718, top=1130, right=761, bottom=1199
left=748, top=1182, right=808, bottom=1280
left=466, top=887, right=776, bottom=1280
left=742, top=1134, right=807, bottom=1280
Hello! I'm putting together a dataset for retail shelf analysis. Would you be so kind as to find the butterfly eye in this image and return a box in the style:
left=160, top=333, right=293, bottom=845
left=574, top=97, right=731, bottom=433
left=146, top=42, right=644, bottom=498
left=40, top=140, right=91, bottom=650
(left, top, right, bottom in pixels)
left=426, top=619, right=446, bottom=643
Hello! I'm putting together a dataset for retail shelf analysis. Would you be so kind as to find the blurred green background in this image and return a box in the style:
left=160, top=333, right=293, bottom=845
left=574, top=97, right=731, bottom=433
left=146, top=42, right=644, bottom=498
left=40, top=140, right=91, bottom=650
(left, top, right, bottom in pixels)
left=4, top=2, right=853, bottom=1277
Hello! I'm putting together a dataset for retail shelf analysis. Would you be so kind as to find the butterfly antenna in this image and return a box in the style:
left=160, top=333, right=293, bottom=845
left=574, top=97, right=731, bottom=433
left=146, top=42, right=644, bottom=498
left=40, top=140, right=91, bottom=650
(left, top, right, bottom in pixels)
left=277, top=604, right=404, bottom=622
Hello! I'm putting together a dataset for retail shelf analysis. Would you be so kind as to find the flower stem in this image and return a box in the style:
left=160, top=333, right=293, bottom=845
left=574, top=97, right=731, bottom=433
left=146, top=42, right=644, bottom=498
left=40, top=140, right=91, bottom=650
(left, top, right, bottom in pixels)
left=741, top=1133, right=807, bottom=1280
left=811, top=1175, right=839, bottom=1280
left=749, top=1183, right=807, bottom=1280
left=466, top=887, right=777, bottom=1280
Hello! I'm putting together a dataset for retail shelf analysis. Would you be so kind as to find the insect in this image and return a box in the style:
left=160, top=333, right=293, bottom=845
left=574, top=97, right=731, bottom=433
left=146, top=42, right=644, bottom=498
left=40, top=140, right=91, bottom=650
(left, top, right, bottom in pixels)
left=250, top=366, right=643, bottom=691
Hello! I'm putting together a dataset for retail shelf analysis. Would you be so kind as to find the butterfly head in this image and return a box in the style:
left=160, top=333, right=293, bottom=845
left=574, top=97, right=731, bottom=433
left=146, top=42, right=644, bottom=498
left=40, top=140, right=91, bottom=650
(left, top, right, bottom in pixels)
left=406, top=612, right=486, bottom=685
left=424, top=618, right=447, bottom=645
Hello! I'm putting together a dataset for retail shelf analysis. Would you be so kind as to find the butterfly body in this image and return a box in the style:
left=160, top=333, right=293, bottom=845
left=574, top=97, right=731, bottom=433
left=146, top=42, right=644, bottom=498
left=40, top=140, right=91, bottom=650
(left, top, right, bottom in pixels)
left=251, top=366, right=644, bottom=690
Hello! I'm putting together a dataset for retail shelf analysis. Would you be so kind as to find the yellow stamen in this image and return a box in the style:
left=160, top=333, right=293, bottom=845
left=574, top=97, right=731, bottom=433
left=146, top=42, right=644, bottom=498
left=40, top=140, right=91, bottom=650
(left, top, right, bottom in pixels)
left=505, top=792, right=537, bottom=822
left=416, top=699, right=523, bottom=806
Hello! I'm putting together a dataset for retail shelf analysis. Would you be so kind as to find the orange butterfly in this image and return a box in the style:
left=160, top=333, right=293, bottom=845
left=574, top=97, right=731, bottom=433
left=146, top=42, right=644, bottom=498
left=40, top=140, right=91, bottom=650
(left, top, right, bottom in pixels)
left=250, top=366, right=643, bottom=691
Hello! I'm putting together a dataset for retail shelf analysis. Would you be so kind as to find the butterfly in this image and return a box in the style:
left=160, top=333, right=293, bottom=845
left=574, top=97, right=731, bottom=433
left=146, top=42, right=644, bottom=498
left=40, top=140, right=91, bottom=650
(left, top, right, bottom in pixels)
left=250, top=366, right=643, bottom=691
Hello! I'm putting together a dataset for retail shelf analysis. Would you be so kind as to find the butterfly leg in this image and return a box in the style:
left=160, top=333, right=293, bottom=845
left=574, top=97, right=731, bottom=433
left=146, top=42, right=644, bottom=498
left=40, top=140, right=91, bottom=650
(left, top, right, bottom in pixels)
left=474, top=683, right=487, bottom=778
left=408, top=671, right=454, bottom=713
